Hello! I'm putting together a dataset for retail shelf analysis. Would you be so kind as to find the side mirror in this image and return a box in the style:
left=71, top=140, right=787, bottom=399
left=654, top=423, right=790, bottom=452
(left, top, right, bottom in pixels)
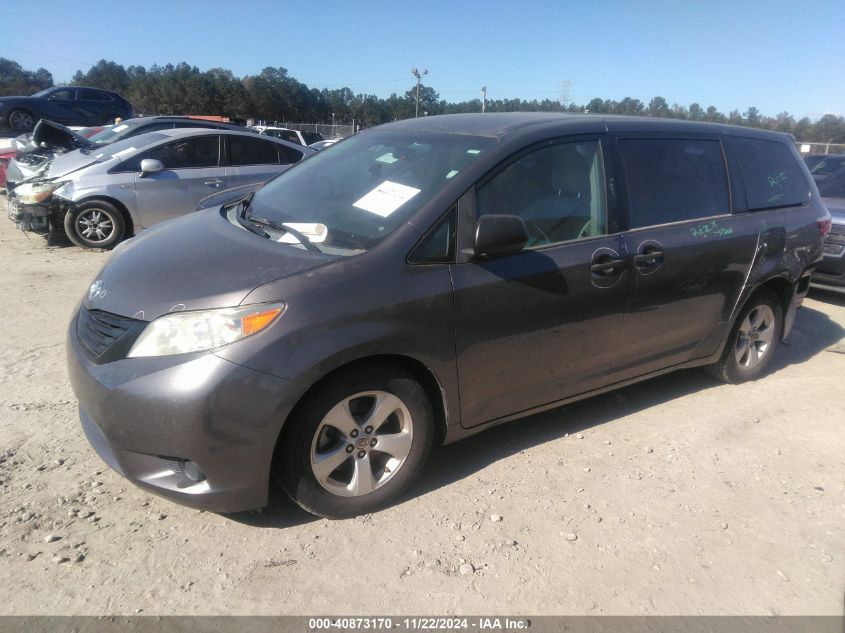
left=140, top=158, right=164, bottom=176
left=474, top=214, right=529, bottom=257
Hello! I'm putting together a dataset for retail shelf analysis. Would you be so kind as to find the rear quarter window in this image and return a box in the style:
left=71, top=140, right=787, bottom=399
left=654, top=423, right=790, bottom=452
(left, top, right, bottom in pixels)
left=730, top=137, right=810, bottom=210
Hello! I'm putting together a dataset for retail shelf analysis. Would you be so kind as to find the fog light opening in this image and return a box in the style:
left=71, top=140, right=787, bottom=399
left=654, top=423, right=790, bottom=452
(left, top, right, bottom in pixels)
left=179, top=459, right=206, bottom=483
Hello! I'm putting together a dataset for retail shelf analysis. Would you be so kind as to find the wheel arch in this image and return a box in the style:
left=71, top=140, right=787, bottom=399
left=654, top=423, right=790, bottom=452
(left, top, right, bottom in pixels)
left=275, top=354, right=449, bottom=453
left=71, top=195, right=135, bottom=237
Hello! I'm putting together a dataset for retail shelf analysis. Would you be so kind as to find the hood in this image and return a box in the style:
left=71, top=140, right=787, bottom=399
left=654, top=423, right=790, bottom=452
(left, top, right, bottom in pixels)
left=84, top=207, right=335, bottom=320
left=43, top=148, right=100, bottom=180
left=32, top=119, right=94, bottom=152
left=822, top=197, right=845, bottom=225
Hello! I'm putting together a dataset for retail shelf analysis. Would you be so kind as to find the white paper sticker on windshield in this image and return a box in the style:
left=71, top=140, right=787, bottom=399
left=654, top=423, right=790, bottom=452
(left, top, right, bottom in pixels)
left=446, top=170, right=459, bottom=179
left=353, top=181, right=421, bottom=217
left=111, top=124, right=129, bottom=133
left=466, top=149, right=481, bottom=154
left=375, top=152, right=399, bottom=164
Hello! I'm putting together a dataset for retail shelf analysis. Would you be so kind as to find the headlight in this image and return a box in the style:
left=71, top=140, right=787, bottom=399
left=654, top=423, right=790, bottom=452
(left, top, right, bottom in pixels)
left=127, top=303, right=285, bottom=358
left=14, top=181, right=65, bottom=205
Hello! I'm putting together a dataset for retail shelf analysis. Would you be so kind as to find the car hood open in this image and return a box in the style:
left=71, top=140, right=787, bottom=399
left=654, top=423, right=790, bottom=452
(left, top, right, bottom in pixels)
left=32, top=119, right=94, bottom=152
left=84, top=207, right=335, bottom=320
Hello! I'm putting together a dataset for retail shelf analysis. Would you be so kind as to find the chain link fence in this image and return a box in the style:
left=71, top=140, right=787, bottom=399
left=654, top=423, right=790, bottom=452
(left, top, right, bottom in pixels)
left=251, top=121, right=355, bottom=139
left=796, top=141, right=845, bottom=156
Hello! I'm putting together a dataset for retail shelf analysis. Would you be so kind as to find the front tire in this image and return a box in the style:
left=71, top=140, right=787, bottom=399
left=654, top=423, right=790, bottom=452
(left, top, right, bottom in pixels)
left=8, top=109, right=35, bottom=132
left=278, top=365, right=435, bottom=519
left=64, top=200, right=126, bottom=250
left=709, top=289, right=783, bottom=384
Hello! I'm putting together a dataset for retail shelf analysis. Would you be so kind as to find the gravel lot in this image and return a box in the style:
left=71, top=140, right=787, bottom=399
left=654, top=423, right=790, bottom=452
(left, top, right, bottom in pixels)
left=0, top=196, right=843, bottom=615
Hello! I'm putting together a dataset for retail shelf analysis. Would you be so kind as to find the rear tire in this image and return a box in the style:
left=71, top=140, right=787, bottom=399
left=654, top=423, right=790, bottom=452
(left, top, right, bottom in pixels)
left=64, top=200, right=126, bottom=250
left=278, top=364, right=435, bottom=519
left=708, top=289, right=783, bottom=384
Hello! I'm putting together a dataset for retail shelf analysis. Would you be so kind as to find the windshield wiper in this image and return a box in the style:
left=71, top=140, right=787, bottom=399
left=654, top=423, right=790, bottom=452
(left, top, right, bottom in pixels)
left=233, top=193, right=270, bottom=238
left=246, top=213, right=323, bottom=253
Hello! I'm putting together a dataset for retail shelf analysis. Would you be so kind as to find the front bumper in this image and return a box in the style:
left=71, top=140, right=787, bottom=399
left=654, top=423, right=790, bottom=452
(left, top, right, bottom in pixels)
left=6, top=194, right=52, bottom=232
left=67, top=309, right=299, bottom=513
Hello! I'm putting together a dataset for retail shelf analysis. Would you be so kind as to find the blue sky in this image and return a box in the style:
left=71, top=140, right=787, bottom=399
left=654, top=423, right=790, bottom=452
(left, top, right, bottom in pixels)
left=1, top=0, right=842, bottom=119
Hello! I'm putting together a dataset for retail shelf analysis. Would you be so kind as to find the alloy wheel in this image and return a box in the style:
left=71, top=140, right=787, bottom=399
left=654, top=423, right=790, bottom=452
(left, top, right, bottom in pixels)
left=309, top=391, right=414, bottom=497
left=734, top=304, right=775, bottom=369
left=9, top=111, right=34, bottom=131
left=75, top=208, right=116, bottom=244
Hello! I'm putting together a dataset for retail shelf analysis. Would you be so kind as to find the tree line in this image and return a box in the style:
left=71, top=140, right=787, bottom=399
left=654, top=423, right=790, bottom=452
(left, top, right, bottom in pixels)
left=1, top=57, right=843, bottom=143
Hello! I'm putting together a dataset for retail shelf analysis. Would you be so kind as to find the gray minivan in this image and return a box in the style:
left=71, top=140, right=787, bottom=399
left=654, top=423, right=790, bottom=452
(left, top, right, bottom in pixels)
left=67, top=113, right=828, bottom=518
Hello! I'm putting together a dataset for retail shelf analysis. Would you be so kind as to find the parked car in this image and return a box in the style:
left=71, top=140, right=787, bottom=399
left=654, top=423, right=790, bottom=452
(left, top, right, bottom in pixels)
left=806, top=153, right=845, bottom=183
left=252, top=125, right=323, bottom=146
left=0, top=86, right=133, bottom=132
left=308, top=138, right=341, bottom=151
left=5, top=116, right=256, bottom=191
left=66, top=113, right=827, bottom=519
left=8, top=128, right=312, bottom=248
left=811, top=170, right=845, bottom=292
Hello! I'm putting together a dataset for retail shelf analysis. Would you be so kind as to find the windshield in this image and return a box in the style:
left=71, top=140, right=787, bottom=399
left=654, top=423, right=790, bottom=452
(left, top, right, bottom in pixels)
left=31, top=88, right=54, bottom=98
left=810, top=156, right=845, bottom=176
left=248, top=129, right=493, bottom=254
left=818, top=170, right=845, bottom=198
left=91, top=132, right=168, bottom=161
left=85, top=121, right=139, bottom=145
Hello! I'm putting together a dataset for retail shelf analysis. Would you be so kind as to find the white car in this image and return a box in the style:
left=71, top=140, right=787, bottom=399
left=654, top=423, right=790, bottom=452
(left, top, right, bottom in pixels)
left=251, top=126, right=323, bottom=147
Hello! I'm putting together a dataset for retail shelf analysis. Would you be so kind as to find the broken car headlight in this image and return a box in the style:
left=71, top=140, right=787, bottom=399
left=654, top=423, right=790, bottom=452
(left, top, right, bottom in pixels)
left=14, top=181, right=66, bottom=205
left=127, top=303, right=286, bottom=358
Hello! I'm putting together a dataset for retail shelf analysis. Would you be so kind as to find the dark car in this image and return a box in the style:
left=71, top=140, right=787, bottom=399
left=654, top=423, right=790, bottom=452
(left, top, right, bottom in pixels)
left=66, top=113, right=827, bottom=519
left=807, top=153, right=845, bottom=183
left=0, top=86, right=133, bottom=132
left=811, top=170, right=845, bottom=291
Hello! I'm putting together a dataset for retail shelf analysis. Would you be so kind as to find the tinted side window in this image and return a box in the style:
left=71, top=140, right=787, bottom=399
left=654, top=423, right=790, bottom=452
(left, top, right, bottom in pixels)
left=477, top=140, right=607, bottom=246
left=619, top=138, right=729, bottom=228
left=408, top=207, right=456, bottom=263
left=48, top=89, right=74, bottom=101
left=229, top=137, right=280, bottom=166
left=148, top=136, right=220, bottom=169
left=279, top=145, right=304, bottom=164
left=78, top=89, right=111, bottom=102
left=731, top=137, right=810, bottom=210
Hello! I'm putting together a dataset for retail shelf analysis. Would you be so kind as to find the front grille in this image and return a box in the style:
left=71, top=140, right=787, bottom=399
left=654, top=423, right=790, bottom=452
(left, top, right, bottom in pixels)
left=829, top=223, right=845, bottom=236
left=76, top=307, right=146, bottom=364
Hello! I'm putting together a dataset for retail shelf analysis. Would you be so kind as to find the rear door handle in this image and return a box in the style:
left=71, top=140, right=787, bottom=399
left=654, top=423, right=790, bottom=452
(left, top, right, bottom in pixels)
left=634, top=242, right=664, bottom=273
left=204, top=179, right=224, bottom=187
left=634, top=250, right=664, bottom=265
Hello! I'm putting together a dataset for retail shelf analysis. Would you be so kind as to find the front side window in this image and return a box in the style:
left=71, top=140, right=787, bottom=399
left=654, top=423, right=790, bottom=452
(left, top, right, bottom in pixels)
left=229, top=136, right=280, bottom=166
left=47, top=89, right=74, bottom=101
left=730, top=137, right=810, bottom=210
left=408, top=207, right=456, bottom=264
left=619, top=138, right=729, bottom=228
left=477, top=140, right=607, bottom=246
left=247, top=129, right=493, bottom=255
left=148, top=136, right=220, bottom=169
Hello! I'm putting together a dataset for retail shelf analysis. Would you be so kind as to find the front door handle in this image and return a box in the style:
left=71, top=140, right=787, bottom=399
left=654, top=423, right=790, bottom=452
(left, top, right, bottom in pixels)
left=590, top=254, right=625, bottom=275
left=204, top=179, right=224, bottom=188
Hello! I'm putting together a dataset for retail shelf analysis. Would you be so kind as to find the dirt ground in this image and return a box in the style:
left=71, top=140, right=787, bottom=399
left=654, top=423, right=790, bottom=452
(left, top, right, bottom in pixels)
left=0, top=196, right=842, bottom=616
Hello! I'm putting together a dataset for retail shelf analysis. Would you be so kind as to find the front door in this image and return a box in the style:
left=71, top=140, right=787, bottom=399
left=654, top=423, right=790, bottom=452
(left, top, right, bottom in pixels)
left=451, top=137, right=632, bottom=428
left=134, top=134, right=224, bottom=227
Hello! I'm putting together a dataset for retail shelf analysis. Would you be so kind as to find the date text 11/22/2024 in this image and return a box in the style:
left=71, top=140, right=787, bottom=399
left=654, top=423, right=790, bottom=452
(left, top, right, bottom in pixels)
left=307, top=618, right=532, bottom=630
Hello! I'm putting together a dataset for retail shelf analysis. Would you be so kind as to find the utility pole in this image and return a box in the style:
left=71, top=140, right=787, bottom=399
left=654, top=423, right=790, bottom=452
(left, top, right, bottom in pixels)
left=411, top=67, right=428, bottom=118
left=481, top=86, right=487, bottom=113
